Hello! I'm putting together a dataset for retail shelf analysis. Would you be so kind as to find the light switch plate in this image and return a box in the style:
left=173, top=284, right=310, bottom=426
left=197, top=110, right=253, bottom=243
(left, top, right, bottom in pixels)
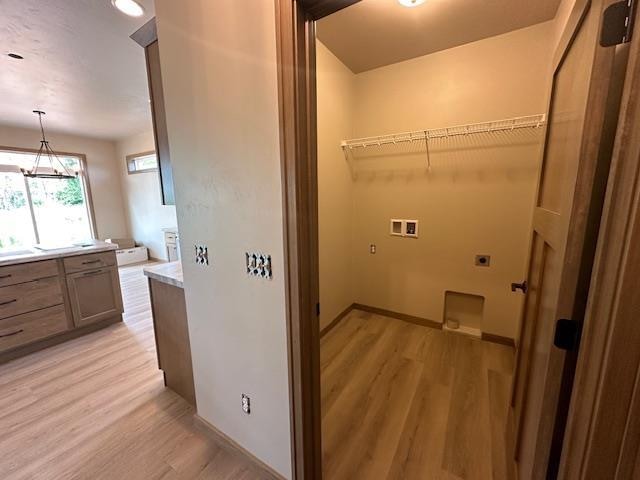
left=246, top=252, right=272, bottom=279
left=195, top=245, right=209, bottom=265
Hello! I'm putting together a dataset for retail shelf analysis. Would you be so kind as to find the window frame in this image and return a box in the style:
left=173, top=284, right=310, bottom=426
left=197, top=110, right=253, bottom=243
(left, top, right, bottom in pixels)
left=0, top=145, right=98, bottom=244
left=126, top=150, right=158, bottom=175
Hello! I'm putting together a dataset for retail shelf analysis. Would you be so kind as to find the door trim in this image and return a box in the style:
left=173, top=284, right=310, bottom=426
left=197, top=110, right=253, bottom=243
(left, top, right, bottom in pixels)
left=559, top=3, right=640, bottom=477
left=274, top=2, right=360, bottom=478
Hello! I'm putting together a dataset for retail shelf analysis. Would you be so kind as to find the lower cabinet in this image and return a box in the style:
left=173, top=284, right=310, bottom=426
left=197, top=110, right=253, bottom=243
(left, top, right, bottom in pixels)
left=0, top=305, right=68, bottom=353
left=66, top=266, right=124, bottom=327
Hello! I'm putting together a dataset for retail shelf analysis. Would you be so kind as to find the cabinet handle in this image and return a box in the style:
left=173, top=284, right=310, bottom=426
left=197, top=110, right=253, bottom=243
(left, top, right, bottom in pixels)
left=0, top=299, right=17, bottom=306
left=83, top=269, right=103, bottom=276
left=82, top=260, right=102, bottom=265
left=0, top=274, right=11, bottom=279
left=0, top=329, right=23, bottom=338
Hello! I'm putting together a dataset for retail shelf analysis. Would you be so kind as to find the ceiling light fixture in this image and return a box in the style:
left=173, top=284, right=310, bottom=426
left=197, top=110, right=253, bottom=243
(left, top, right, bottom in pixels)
left=21, top=111, right=78, bottom=180
left=7, top=53, right=24, bottom=59
left=398, top=0, right=426, bottom=7
left=111, top=0, right=145, bottom=17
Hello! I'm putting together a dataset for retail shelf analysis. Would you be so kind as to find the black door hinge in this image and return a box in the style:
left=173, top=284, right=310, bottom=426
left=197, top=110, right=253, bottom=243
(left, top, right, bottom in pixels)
left=554, top=319, right=581, bottom=351
left=601, top=0, right=636, bottom=47
left=316, top=303, right=320, bottom=316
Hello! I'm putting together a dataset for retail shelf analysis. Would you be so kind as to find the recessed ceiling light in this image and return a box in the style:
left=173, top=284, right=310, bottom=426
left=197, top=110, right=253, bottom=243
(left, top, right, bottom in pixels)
left=7, top=53, right=24, bottom=59
left=398, top=0, right=426, bottom=7
left=111, top=0, right=145, bottom=17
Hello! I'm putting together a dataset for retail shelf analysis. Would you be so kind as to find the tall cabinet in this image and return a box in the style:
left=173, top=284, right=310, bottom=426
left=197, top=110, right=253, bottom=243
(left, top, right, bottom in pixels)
left=131, top=18, right=175, bottom=206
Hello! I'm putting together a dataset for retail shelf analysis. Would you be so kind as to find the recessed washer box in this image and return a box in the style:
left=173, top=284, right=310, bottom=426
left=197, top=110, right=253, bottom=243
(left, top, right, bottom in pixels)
left=390, top=219, right=404, bottom=236
left=389, top=219, right=419, bottom=238
left=405, top=220, right=419, bottom=238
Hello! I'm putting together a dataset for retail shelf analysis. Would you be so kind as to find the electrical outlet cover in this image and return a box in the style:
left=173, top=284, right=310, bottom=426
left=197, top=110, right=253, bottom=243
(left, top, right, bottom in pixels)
left=241, top=394, right=251, bottom=414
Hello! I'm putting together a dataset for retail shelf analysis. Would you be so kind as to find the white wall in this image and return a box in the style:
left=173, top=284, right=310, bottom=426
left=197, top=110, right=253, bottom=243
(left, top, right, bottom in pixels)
left=116, top=129, right=177, bottom=259
left=317, top=41, right=357, bottom=331
left=317, top=21, right=554, bottom=340
left=155, top=0, right=291, bottom=477
left=0, top=124, right=128, bottom=239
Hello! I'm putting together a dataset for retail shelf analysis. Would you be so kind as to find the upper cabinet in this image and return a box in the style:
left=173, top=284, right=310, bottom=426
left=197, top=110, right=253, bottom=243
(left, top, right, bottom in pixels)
left=131, top=18, right=175, bottom=206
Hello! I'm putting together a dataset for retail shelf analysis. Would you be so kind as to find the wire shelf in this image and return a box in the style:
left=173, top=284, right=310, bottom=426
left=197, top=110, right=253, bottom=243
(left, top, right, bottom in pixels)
left=340, top=114, right=546, bottom=150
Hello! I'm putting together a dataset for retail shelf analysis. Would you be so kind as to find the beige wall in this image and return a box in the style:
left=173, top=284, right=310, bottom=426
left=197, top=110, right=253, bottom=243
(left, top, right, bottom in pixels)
left=552, top=0, right=578, bottom=52
left=318, top=21, right=554, bottom=339
left=317, top=41, right=357, bottom=330
left=154, top=1, right=291, bottom=477
left=0, top=124, right=128, bottom=240
left=116, top=129, right=177, bottom=260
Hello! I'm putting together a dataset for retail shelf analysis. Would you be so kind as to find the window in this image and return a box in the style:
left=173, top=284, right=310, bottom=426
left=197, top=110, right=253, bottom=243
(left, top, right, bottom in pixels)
left=126, top=151, right=158, bottom=174
left=0, top=149, right=95, bottom=252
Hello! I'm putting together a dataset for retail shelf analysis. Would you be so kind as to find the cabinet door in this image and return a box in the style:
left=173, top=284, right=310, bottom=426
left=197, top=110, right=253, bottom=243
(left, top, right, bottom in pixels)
left=66, top=267, right=123, bottom=327
left=167, top=245, right=179, bottom=262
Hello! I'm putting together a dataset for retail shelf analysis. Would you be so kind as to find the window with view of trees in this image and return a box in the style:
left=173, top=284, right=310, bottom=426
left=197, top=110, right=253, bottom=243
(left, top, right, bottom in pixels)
left=0, top=150, right=94, bottom=252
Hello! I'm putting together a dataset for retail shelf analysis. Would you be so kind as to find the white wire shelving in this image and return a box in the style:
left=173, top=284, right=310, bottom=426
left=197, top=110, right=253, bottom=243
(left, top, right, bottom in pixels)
left=340, top=114, right=546, bottom=150
left=340, top=114, right=546, bottom=176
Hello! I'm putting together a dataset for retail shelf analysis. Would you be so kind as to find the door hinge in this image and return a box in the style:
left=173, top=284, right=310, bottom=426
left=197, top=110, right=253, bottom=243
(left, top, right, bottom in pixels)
left=601, top=0, right=637, bottom=47
left=554, top=319, right=581, bottom=351
left=316, top=303, right=320, bottom=316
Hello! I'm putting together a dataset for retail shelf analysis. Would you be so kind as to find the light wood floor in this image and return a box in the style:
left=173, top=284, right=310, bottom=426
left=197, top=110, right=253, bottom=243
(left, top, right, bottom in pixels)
left=0, top=263, right=266, bottom=480
left=321, top=309, right=515, bottom=480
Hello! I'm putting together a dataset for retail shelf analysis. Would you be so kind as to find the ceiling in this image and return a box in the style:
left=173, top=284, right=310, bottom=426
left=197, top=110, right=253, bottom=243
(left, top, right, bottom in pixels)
left=0, top=0, right=155, bottom=140
left=317, top=0, right=562, bottom=73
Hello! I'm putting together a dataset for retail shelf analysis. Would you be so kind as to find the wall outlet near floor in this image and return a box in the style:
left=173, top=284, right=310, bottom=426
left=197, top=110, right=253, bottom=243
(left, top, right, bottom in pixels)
left=195, top=245, right=209, bottom=265
left=241, top=394, right=251, bottom=414
left=370, top=244, right=376, bottom=254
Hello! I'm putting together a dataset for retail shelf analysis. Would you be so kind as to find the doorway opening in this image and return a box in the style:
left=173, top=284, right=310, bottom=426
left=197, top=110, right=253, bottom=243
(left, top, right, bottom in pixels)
left=275, top=0, right=632, bottom=478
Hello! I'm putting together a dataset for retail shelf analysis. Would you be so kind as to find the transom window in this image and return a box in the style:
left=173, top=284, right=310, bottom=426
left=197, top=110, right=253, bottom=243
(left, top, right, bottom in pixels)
left=0, top=149, right=95, bottom=252
left=126, top=151, right=158, bottom=174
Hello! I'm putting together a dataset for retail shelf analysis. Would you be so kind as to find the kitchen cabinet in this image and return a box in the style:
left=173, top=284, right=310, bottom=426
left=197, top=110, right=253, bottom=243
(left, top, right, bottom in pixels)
left=66, top=266, right=123, bottom=328
left=131, top=18, right=175, bottom=206
left=163, top=229, right=179, bottom=262
left=143, top=262, right=195, bottom=406
left=0, top=245, right=124, bottom=363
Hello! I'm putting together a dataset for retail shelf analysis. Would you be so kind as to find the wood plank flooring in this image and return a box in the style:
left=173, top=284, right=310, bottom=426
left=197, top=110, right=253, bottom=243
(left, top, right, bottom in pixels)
left=321, top=309, right=515, bottom=480
left=0, top=263, right=267, bottom=480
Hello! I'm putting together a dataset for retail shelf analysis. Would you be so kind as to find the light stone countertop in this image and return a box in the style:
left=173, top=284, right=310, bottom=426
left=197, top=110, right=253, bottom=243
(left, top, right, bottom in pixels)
left=0, top=241, right=118, bottom=267
left=143, top=261, right=183, bottom=289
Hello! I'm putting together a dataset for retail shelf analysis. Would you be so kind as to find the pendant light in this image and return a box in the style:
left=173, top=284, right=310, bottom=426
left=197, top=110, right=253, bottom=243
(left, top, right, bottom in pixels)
left=21, top=110, right=78, bottom=179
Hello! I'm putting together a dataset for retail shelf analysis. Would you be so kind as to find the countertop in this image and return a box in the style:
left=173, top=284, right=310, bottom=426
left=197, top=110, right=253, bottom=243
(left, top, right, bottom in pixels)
left=143, top=261, right=183, bottom=288
left=0, top=241, right=118, bottom=267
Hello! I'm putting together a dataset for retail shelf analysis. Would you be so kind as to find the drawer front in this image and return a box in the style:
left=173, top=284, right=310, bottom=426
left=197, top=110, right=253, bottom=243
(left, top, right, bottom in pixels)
left=0, top=304, right=69, bottom=353
left=0, top=260, right=58, bottom=288
left=0, top=276, right=63, bottom=320
left=63, top=251, right=116, bottom=274
left=164, top=232, right=178, bottom=244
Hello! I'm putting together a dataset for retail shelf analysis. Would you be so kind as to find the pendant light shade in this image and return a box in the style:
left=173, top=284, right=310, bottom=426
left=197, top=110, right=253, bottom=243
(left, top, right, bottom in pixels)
left=21, top=111, right=78, bottom=179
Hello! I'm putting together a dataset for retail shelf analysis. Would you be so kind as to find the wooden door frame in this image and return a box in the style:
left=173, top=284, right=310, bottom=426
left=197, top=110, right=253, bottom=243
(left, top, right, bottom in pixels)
left=274, top=1, right=360, bottom=478
left=274, top=0, right=640, bottom=478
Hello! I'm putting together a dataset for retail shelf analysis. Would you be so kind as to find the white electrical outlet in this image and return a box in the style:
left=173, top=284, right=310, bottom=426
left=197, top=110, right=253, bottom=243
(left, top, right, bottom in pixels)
left=242, top=394, right=251, bottom=414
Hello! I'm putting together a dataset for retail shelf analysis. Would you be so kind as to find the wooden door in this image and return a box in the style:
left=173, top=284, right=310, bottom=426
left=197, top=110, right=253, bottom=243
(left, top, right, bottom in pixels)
left=508, top=0, right=628, bottom=478
left=67, top=267, right=124, bottom=327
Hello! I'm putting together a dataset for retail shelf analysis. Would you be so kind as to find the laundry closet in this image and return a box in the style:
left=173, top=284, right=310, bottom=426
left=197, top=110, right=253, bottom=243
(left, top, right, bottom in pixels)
left=316, top=17, right=554, bottom=344
left=315, top=5, right=562, bottom=477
